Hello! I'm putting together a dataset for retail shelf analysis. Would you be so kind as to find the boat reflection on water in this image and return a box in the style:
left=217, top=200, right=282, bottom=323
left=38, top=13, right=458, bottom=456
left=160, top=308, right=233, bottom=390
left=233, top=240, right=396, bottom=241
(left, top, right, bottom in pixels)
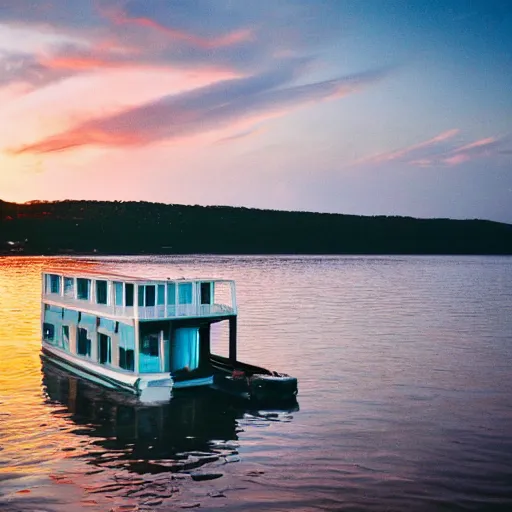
left=41, top=358, right=299, bottom=476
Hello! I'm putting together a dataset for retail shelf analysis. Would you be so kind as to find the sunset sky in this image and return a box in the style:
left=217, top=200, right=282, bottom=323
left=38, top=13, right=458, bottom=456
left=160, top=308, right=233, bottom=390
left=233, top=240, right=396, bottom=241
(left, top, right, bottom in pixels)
left=0, top=1, right=511, bottom=222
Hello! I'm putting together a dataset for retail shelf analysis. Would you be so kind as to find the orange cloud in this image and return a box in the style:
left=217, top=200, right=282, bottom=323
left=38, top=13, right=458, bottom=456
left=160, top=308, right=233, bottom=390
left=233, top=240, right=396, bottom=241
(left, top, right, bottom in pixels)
left=10, top=63, right=388, bottom=156
left=40, top=55, right=132, bottom=70
left=13, top=128, right=147, bottom=154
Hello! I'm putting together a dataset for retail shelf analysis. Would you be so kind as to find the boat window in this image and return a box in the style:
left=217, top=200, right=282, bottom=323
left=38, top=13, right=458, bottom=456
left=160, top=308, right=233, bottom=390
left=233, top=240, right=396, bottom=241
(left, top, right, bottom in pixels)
left=77, top=327, right=92, bottom=357
left=96, top=280, right=108, bottom=305
left=62, top=325, right=70, bottom=351
left=119, top=324, right=135, bottom=371
left=43, top=323, right=55, bottom=342
left=63, top=277, right=74, bottom=298
left=138, top=286, right=144, bottom=307
left=200, top=282, right=211, bottom=305
left=98, top=333, right=111, bottom=365
left=125, top=283, right=134, bottom=307
left=119, top=348, right=134, bottom=371
left=167, top=283, right=176, bottom=305
left=157, top=285, right=165, bottom=305
left=178, top=282, right=193, bottom=304
left=77, top=278, right=91, bottom=300
left=114, top=282, right=123, bottom=306
left=145, top=285, right=156, bottom=307
left=139, top=334, right=160, bottom=373
left=48, top=274, right=61, bottom=294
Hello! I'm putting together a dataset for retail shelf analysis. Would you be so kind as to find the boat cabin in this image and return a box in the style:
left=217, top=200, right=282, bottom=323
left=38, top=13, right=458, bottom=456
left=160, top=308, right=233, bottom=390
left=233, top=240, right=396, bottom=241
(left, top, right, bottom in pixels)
left=41, top=271, right=238, bottom=400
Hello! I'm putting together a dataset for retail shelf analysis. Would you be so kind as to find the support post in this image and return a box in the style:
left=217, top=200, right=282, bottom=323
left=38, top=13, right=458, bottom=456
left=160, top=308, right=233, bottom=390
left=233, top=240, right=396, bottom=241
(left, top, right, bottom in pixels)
left=229, top=316, right=237, bottom=364
left=199, top=324, right=211, bottom=366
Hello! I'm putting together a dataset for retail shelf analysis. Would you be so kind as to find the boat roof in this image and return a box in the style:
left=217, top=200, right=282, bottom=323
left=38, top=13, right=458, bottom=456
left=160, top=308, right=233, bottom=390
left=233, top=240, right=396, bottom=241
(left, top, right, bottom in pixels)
left=43, top=269, right=233, bottom=284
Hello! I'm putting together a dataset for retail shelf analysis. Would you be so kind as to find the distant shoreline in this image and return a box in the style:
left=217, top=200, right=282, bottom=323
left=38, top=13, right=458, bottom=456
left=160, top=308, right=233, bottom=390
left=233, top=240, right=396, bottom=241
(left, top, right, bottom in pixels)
left=2, top=199, right=512, bottom=256
left=1, top=251, right=512, bottom=257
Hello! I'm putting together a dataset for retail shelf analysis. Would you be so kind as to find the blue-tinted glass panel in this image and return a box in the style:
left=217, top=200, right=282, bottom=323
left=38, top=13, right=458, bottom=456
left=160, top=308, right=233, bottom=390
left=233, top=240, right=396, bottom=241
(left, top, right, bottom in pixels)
left=114, top=282, right=123, bottom=306
left=96, top=280, right=108, bottom=305
left=77, top=278, right=90, bottom=300
left=145, top=286, right=156, bottom=307
left=157, top=285, right=165, bottom=305
left=63, top=277, right=74, bottom=297
left=167, top=283, right=176, bottom=305
left=178, top=283, right=193, bottom=304
left=49, top=274, right=61, bottom=294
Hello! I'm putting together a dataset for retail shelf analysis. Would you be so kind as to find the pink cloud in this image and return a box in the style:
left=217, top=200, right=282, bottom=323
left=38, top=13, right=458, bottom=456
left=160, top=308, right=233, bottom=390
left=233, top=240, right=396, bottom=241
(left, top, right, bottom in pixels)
left=442, top=154, right=469, bottom=166
left=353, top=129, right=460, bottom=166
left=101, top=5, right=255, bottom=50
left=10, top=64, right=388, bottom=155
left=40, top=55, right=133, bottom=70
left=353, top=131, right=509, bottom=169
left=124, top=17, right=254, bottom=49
left=451, top=137, right=496, bottom=154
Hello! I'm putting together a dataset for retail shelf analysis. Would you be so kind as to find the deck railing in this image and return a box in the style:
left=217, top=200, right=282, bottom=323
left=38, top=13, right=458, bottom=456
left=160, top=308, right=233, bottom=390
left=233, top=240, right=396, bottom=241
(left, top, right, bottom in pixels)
left=42, top=292, right=236, bottom=320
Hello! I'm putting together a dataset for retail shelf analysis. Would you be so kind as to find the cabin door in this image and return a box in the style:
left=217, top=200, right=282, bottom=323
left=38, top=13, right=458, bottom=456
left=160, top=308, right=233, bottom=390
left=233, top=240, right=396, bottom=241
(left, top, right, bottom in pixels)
left=170, top=327, right=200, bottom=372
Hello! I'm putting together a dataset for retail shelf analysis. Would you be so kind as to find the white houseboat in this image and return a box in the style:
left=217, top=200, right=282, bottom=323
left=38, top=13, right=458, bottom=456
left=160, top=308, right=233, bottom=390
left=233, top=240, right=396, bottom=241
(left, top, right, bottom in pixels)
left=41, top=271, right=298, bottom=404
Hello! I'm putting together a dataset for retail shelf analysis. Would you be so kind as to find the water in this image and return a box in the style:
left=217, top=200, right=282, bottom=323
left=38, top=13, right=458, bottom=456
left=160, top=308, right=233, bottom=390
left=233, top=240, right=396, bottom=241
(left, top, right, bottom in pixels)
left=1, top=255, right=512, bottom=511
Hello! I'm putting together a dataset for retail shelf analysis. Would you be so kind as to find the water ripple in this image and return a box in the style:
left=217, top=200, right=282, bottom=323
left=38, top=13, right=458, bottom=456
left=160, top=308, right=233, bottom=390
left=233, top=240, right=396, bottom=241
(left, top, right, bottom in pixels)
left=1, top=255, right=512, bottom=511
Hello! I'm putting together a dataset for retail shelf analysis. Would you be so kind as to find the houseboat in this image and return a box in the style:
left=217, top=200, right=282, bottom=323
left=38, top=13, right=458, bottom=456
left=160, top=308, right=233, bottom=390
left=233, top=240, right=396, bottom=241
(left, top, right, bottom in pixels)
left=41, top=271, right=298, bottom=403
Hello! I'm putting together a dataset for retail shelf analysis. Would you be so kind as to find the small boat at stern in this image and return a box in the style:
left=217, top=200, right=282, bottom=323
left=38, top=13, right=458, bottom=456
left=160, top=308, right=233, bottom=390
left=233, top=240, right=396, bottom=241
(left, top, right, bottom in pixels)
left=41, top=271, right=298, bottom=404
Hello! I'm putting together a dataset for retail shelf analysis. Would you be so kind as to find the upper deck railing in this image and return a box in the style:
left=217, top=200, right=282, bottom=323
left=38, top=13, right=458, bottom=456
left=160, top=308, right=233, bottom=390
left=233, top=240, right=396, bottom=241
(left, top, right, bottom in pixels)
left=42, top=272, right=237, bottom=321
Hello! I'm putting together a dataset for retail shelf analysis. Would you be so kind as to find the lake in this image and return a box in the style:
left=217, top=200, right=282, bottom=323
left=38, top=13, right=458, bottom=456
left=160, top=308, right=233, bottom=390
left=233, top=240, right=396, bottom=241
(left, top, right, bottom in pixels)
left=1, top=255, right=512, bottom=512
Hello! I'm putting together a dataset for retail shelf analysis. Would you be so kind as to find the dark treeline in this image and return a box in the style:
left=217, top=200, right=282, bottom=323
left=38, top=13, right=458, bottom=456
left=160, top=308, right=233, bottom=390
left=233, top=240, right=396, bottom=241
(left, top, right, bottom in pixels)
left=1, top=199, right=512, bottom=255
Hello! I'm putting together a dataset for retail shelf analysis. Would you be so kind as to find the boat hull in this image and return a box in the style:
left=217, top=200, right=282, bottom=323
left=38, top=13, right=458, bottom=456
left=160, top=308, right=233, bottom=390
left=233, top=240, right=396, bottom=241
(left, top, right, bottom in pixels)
left=41, top=343, right=174, bottom=403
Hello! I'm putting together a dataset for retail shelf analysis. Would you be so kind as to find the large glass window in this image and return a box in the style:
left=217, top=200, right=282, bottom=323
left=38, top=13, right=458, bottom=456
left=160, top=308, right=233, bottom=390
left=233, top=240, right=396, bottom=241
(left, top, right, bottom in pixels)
left=48, top=274, right=61, bottom=294
left=77, top=278, right=91, bottom=300
left=114, top=282, right=123, bottom=306
left=119, top=324, right=135, bottom=371
left=139, top=334, right=160, bottom=373
left=157, top=285, right=165, bottom=305
left=77, top=327, right=92, bottom=357
left=145, top=285, right=156, bottom=307
left=125, top=284, right=134, bottom=307
left=62, top=325, right=70, bottom=352
left=63, top=277, right=74, bottom=298
left=98, top=333, right=111, bottom=365
left=167, top=283, right=176, bottom=305
left=178, top=283, right=193, bottom=304
left=200, top=282, right=211, bottom=305
left=138, top=286, right=144, bottom=307
left=43, top=323, right=55, bottom=342
left=96, top=280, right=108, bottom=305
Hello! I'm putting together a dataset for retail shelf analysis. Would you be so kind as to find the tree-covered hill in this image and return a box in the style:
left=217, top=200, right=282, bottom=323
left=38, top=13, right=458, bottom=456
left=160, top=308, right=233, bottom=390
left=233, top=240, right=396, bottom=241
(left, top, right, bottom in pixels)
left=1, top=199, right=511, bottom=255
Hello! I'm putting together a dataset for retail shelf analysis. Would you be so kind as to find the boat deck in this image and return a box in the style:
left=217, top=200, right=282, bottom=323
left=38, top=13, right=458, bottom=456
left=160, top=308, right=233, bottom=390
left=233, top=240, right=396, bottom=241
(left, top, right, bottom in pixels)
left=43, top=294, right=235, bottom=321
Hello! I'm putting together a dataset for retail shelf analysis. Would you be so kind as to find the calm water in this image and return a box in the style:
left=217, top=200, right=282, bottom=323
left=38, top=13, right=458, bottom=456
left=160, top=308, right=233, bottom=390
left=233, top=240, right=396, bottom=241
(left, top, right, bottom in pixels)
left=1, top=255, right=512, bottom=512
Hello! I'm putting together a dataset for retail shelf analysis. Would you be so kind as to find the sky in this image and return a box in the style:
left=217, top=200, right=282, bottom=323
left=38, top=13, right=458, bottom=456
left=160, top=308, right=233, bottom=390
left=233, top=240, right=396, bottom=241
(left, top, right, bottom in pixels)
left=0, top=0, right=511, bottom=223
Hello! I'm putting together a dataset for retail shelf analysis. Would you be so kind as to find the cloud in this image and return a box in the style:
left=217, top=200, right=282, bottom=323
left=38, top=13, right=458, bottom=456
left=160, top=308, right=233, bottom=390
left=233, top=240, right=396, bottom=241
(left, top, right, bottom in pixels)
left=353, top=129, right=460, bottom=166
left=0, top=1, right=348, bottom=90
left=104, top=6, right=254, bottom=50
left=353, top=129, right=511, bottom=169
left=0, top=52, right=71, bottom=88
left=215, top=126, right=267, bottom=145
left=11, top=62, right=389, bottom=154
left=437, top=136, right=507, bottom=167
